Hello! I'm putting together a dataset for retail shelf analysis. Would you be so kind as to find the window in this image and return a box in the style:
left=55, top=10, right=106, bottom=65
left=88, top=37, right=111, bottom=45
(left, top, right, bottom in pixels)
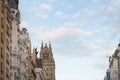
left=1, top=32, right=3, bottom=44
left=6, top=39, right=9, bottom=50
left=1, top=63, right=2, bottom=73
left=6, top=53, right=9, bottom=65
left=6, top=25, right=10, bottom=37
left=1, top=17, right=3, bottom=29
left=1, top=8, right=3, bottom=14
left=47, top=68, right=49, bottom=71
left=1, top=48, right=3, bottom=58
left=50, top=68, right=52, bottom=71
left=51, top=73, right=53, bottom=77
left=46, top=73, right=48, bottom=76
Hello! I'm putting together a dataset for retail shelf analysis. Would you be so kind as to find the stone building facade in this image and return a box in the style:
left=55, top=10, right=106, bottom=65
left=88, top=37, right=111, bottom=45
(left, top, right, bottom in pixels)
left=0, top=0, right=56, bottom=79
left=18, top=28, right=32, bottom=80
left=109, top=54, right=118, bottom=80
left=0, top=0, right=12, bottom=80
left=40, top=42, right=56, bottom=80
left=33, top=48, right=46, bottom=80
left=104, top=43, right=120, bottom=80
left=8, top=0, right=21, bottom=80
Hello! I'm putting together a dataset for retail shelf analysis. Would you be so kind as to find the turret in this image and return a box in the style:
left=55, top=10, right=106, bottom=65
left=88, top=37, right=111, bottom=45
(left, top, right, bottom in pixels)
left=8, top=0, right=19, bottom=9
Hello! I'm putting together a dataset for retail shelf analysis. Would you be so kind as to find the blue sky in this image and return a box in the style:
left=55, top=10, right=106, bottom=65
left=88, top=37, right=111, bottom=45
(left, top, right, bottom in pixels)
left=19, top=0, right=120, bottom=80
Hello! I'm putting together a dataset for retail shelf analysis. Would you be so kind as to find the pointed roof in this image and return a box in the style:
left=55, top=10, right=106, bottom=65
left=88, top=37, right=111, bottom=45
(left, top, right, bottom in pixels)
left=45, top=43, right=48, bottom=48
left=41, top=41, right=44, bottom=49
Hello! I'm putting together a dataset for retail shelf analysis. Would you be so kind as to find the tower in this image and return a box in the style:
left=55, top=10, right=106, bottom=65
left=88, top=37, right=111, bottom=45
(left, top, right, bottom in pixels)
left=40, top=42, right=55, bottom=80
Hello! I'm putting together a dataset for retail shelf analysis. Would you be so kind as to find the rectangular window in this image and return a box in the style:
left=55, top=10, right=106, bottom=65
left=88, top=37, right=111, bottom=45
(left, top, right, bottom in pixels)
left=1, top=63, right=2, bottom=73
left=6, top=67, right=9, bottom=78
left=6, top=25, right=10, bottom=37
left=1, top=48, right=3, bottom=58
left=1, top=8, right=3, bottom=14
left=1, top=32, right=3, bottom=44
left=1, top=17, right=3, bottom=29
left=47, top=68, right=49, bottom=71
left=51, top=73, right=53, bottom=77
left=6, top=39, right=9, bottom=50
left=6, top=52, right=9, bottom=61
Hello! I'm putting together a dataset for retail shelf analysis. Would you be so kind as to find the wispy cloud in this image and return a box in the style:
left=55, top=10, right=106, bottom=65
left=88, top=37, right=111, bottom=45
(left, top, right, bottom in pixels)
left=71, top=12, right=81, bottom=19
left=35, top=13, right=49, bottom=19
left=55, top=11, right=69, bottom=19
left=84, top=9, right=96, bottom=16
left=55, top=11, right=63, bottom=16
left=94, top=0, right=99, bottom=3
left=20, top=21, right=28, bottom=28
left=34, top=27, right=93, bottom=41
left=40, top=3, right=53, bottom=11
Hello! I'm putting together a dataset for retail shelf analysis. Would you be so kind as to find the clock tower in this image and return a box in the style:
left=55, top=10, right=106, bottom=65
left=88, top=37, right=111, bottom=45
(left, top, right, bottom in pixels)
left=40, top=42, right=55, bottom=80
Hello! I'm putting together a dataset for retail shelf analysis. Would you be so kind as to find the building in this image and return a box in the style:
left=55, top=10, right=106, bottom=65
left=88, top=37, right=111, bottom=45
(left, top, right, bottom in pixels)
left=114, top=43, right=120, bottom=80
left=0, top=0, right=56, bottom=79
left=104, top=76, right=106, bottom=80
left=35, top=55, right=46, bottom=80
left=32, top=48, right=46, bottom=80
left=109, top=54, right=118, bottom=80
left=106, top=69, right=110, bottom=80
left=40, top=42, right=56, bottom=80
left=35, top=67, right=46, bottom=80
left=105, top=43, right=120, bottom=80
left=18, top=28, right=31, bottom=80
left=0, top=0, right=12, bottom=80
left=29, top=48, right=37, bottom=80
left=8, top=0, right=21, bottom=80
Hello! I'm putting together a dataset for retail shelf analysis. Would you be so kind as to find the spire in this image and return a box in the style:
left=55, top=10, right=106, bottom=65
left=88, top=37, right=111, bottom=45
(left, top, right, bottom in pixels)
left=41, top=41, right=43, bottom=49
left=118, top=39, right=120, bottom=46
left=35, top=47, right=38, bottom=55
left=45, top=43, right=48, bottom=48
left=49, top=41, right=52, bottom=49
left=118, top=39, right=120, bottom=51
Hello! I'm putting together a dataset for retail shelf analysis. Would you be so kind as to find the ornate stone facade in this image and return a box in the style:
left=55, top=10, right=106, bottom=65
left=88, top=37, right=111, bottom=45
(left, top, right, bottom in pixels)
left=8, top=0, right=21, bottom=80
left=104, top=43, right=120, bottom=80
left=18, top=28, right=31, bottom=80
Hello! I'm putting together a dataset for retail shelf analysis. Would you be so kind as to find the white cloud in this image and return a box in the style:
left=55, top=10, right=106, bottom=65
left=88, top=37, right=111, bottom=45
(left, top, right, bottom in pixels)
left=62, top=22, right=79, bottom=27
left=55, top=11, right=69, bottom=19
left=55, top=11, right=63, bottom=16
left=66, top=5, right=72, bottom=9
left=62, top=21, right=85, bottom=28
left=92, top=61, right=108, bottom=69
left=40, top=3, right=53, bottom=11
left=111, top=0, right=120, bottom=8
left=94, top=0, right=99, bottom=2
left=63, top=15, right=69, bottom=19
left=84, top=9, right=96, bottom=16
left=83, top=44, right=100, bottom=50
left=35, top=13, right=49, bottom=19
left=48, top=0, right=56, bottom=2
left=20, top=21, right=28, bottom=28
left=34, top=27, right=93, bottom=41
left=61, top=2, right=66, bottom=5
left=106, top=7, right=114, bottom=14
left=71, top=12, right=81, bottom=19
